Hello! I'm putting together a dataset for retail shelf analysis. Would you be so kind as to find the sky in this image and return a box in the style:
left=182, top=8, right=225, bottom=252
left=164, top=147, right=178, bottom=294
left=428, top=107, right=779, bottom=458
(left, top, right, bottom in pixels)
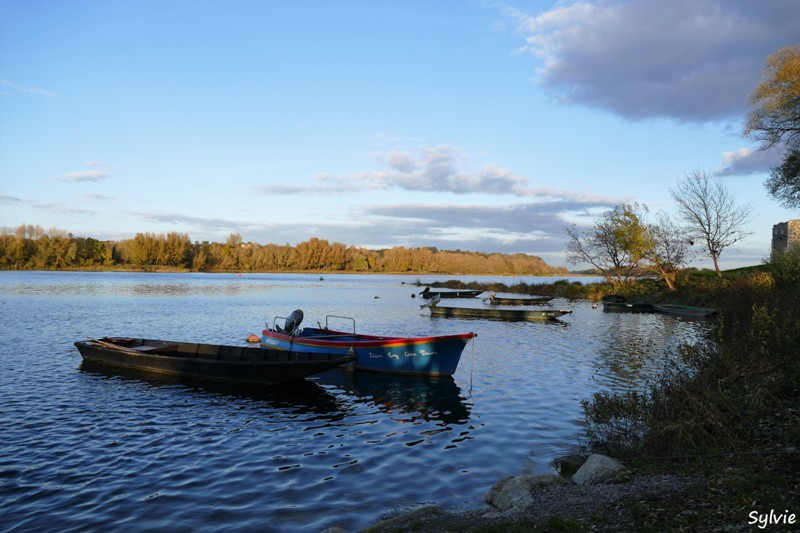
left=1, top=0, right=798, bottom=270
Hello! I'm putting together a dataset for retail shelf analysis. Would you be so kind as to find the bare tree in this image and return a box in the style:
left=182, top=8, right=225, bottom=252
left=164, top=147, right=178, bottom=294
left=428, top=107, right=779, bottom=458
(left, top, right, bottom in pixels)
left=670, top=171, right=753, bottom=277
left=647, top=211, right=693, bottom=290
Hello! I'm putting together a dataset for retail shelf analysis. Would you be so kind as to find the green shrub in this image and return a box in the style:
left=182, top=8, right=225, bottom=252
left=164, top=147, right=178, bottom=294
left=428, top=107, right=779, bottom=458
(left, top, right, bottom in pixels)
left=582, top=390, right=650, bottom=457
left=767, top=246, right=800, bottom=285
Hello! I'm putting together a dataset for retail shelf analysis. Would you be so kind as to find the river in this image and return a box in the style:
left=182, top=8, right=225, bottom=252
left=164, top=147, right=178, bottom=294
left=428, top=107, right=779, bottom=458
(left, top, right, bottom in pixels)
left=0, top=271, right=711, bottom=532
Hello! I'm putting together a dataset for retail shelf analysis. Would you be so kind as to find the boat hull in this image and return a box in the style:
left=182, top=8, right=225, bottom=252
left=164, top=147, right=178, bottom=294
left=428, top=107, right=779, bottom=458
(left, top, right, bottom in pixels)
left=261, top=328, right=476, bottom=376
left=652, top=304, right=717, bottom=318
left=602, top=302, right=654, bottom=313
left=486, top=295, right=554, bottom=305
left=420, top=289, right=483, bottom=299
left=429, top=306, right=572, bottom=321
left=75, top=338, right=356, bottom=385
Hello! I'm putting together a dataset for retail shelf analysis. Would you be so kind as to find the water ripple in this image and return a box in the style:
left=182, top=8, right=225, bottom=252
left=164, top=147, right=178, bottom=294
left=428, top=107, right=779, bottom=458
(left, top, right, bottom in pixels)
left=0, top=272, right=711, bottom=532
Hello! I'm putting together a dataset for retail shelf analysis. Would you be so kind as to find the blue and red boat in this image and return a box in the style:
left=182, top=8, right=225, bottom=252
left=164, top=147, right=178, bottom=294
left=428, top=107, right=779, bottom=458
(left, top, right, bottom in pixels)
left=261, top=310, right=476, bottom=376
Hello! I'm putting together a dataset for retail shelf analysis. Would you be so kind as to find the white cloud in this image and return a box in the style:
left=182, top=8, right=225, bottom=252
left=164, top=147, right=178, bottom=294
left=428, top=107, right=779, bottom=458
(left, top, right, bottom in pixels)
left=0, top=194, right=23, bottom=204
left=32, top=202, right=95, bottom=215
left=83, top=193, right=113, bottom=201
left=53, top=162, right=113, bottom=183
left=386, top=150, right=418, bottom=173
left=0, top=79, right=53, bottom=97
left=715, top=146, right=784, bottom=176
left=62, top=171, right=110, bottom=183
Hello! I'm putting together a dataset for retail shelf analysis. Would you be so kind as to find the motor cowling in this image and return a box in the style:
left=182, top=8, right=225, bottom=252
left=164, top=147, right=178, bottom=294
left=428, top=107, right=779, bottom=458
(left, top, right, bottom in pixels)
left=285, top=309, right=304, bottom=334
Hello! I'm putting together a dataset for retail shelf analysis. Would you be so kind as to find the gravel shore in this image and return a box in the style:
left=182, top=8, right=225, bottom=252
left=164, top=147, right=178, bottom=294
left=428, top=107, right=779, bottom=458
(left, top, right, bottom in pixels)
left=357, top=473, right=701, bottom=532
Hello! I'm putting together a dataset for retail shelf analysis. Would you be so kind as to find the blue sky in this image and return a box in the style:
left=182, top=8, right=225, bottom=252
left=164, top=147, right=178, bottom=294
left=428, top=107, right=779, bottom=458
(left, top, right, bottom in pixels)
left=1, top=0, right=798, bottom=269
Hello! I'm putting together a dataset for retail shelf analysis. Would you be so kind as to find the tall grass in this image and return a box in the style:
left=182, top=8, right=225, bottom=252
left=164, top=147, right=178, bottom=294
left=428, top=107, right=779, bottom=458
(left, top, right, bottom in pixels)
left=583, top=255, right=800, bottom=459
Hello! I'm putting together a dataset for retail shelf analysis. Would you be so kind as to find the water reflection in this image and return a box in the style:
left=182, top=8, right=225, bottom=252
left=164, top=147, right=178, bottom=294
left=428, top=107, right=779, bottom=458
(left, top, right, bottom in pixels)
left=316, top=369, right=472, bottom=426
left=590, top=312, right=712, bottom=390
left=79, top=360, right=344, bottom=414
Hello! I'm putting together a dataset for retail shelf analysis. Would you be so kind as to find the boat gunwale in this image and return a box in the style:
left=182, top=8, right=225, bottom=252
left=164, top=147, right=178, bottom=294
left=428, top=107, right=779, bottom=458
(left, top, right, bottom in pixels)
left=262, top=327, right=476, bottom=349
left=76, top=338, right=356, bottom=365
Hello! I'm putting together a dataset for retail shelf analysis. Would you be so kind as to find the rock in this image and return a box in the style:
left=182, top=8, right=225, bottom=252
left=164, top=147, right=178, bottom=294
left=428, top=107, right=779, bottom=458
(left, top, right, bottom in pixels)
left=321, top=528, right=347, bottom=533
left=554, top=454, right=586, bottom=477
left=359, top=505, right=443, bottom=532
left=571, top=453, right=627, bottom=485
left=531, top=472, right=571, bottom=486
left=485, top=475, right=535, bottom=511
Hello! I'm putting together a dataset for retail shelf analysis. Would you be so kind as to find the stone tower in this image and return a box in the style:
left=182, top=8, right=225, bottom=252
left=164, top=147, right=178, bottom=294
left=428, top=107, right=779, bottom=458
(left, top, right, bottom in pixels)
left=772, top=219, right=800, bottom=252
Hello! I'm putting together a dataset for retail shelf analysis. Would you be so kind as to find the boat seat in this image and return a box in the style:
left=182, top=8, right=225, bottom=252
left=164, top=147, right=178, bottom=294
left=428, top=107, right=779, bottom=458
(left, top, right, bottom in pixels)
left=133, top=344, right=180, bottom=353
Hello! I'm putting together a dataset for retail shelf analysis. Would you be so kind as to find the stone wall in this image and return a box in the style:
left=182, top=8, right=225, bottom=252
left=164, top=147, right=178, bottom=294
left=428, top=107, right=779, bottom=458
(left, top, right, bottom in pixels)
left=772, top=219, right=800, bottom=252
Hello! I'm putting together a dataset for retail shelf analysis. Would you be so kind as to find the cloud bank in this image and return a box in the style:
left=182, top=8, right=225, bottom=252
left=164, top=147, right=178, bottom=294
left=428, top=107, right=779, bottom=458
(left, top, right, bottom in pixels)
left=263, top=144, right=617, bottom=203
left=511, top=0, right=800, bottom=122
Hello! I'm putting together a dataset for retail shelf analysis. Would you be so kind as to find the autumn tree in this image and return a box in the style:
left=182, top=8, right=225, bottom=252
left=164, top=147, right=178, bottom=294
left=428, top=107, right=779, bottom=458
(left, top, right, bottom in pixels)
left=382, top=246, right=412, bottom=272
left=327, top=241, right=349, bottom=270
left=295, top=237, right=331, bottom=270
left=670, top=171, right=753, bottom=278
left=218, top=233, right=243, bottom=271
left=125, top=233, right=163, bottom=269
left=349, top=247, right=373, bottom=272
left=744, top=44, right=800, bottom=208
left=162, top=232, right=192, bottom=268
left=565, top=203, right=653, bottom=287
left=192, top=243, right=209, bottom=271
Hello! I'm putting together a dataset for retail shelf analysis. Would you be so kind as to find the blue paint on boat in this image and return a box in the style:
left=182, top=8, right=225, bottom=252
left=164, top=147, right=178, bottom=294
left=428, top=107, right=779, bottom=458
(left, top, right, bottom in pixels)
left=261, top=326, right=475, bottom=376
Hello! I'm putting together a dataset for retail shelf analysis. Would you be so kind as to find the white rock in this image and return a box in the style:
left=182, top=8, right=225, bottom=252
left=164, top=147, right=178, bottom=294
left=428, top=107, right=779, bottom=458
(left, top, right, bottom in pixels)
left=485, top=475, right=535, bottom=511
left=571, top=453, right=626, bottom=485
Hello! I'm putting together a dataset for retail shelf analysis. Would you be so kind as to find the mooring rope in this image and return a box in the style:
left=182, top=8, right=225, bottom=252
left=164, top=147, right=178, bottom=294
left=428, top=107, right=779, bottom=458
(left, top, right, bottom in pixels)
left=469, top=334, right=476, bottom=396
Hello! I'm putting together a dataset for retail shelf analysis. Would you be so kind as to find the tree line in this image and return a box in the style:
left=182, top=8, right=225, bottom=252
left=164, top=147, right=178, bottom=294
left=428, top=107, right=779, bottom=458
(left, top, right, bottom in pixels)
left=0, top=226, right=568, bottom=275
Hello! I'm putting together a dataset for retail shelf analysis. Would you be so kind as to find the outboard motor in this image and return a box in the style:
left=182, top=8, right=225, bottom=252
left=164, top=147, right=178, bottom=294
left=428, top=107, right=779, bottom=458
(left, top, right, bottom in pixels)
left=284, top=309, right=304, bottom=334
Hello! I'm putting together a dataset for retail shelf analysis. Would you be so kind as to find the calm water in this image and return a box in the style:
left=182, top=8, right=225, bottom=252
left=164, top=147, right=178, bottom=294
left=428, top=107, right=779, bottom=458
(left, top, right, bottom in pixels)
left=0, top=271, right=711, bottom=532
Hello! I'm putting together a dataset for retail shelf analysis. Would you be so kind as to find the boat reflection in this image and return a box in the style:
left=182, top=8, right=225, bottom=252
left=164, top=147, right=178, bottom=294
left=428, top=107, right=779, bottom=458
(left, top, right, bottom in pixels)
left=313, top=368, right=472, bottom=426
left=78, top=360, right=345, bottom=414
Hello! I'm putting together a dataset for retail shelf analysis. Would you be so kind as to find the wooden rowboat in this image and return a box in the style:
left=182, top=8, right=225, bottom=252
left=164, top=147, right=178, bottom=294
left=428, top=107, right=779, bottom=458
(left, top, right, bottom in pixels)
left=602, top=301, right=654, bottom=312
left=652, top=304, right=717, bottom=318
left=601, top=294, right=654, bottom=313
left=74, top=337, right=356, bottom=385
left=419, top=287, right=483, bottom=299
left=423, top=298, right=571, bottom=321
left=427, top=305, right=571, bottom=321
left=484, top=292, right=554, bottom=305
